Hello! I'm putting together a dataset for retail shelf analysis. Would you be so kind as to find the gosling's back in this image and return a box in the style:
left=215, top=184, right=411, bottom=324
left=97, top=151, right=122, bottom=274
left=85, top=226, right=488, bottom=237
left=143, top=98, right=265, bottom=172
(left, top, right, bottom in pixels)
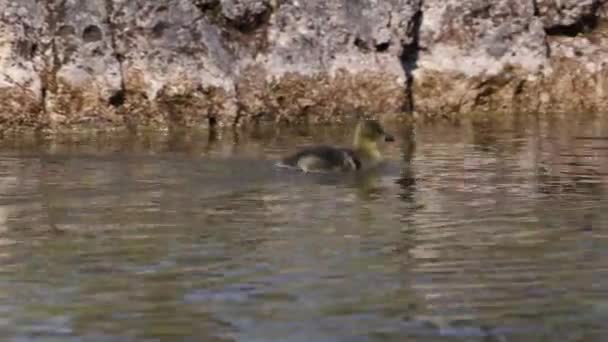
left=277, top=146, right=361, bottom=173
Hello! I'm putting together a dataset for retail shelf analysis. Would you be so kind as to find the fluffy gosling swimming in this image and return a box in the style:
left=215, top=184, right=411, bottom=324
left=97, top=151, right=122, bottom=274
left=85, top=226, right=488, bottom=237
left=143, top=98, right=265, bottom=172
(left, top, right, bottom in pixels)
left=276, top=119, right=395, bottom=173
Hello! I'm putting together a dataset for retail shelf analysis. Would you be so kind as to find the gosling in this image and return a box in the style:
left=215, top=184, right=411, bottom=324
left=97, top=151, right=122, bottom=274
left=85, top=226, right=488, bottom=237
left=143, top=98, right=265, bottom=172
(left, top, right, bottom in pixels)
left=276, top=119, right=395, bottom=173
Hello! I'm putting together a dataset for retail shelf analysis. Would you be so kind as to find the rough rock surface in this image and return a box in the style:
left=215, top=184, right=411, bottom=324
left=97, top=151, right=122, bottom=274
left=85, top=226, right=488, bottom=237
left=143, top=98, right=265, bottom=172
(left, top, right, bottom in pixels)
left=0, top=0, right=607, bottom=131
left=536, top=0, right=600, bottom=29
left=44, top=0, right=123, bottom=128
left=413, top=0, right=548, bottom=115
left=413, top=0, right=608, bottom=116
left=237, top=0, right=420, bottom=124
left=0, top=0, right=47, bottom=130
left=111, top=0, right=239, bottom=129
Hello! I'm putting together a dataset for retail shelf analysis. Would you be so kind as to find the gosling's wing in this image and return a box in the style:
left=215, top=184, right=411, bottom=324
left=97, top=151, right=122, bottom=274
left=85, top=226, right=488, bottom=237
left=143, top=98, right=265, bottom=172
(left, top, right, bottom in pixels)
left=279, top=146, right=349, bottom=172
left=340, top=148, right=362, bottom=170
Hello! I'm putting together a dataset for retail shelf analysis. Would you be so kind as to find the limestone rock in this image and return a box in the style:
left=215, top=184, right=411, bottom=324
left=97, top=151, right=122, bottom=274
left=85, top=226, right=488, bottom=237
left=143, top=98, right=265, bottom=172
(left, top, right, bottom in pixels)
left=0, top=0, right=47, bottom=130
left=220, top=0, right=272, bottom=31
left=236, top=0, right=421, bottom=124
left=413, top=0, right=548, bottom=115
left=536, top=0, right=600, bottom=30
left=538, top=19, right=608, bottom=113
left=44, top=0, right=123, bottom=128
left=111, top=0, right=238, bottom=129
left=0, top=0, right=608, bottom=131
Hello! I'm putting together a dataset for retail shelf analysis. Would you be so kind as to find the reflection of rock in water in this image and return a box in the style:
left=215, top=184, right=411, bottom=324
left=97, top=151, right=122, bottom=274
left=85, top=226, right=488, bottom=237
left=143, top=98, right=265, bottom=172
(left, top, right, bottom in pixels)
left=393, top=115, right=605, bottom=334
left=535, top=122, right=608, bottom=197
left=397, top=167, right=416, bottom=204
left=0, top=206, right=9, bottom=233
left=397, top=123, right=417, bottom=203
left=401, top=124, right=416, bottom=163
left=471, top=116, right=500, bottom=152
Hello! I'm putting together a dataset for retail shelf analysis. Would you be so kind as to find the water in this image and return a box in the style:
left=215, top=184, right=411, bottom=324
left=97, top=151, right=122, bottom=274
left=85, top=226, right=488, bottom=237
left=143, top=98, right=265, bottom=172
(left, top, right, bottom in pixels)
left=0, top=114, right=607, bottom=341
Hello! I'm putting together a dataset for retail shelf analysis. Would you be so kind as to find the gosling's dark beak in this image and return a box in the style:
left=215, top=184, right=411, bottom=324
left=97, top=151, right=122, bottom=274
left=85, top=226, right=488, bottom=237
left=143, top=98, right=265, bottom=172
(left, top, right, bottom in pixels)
left=384, top=133, right=395, bottom=142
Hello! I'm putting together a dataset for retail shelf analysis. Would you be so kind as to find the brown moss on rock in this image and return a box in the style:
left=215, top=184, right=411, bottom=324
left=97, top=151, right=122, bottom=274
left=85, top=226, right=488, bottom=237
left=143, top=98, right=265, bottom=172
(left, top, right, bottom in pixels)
left=410, top=0, right=608, bottom=118
left=413, top=67, right=531, bottom=117
left=519, top=30, right=608, bottom=114
left=117, top=71, right=166, bottom=130
left=414, top=56, right=608, bottom=118
left=236, top=67, right=407, bottom=125
left=119, top=70, right=237, bottom=131
left=0, top=88, right=43, bottom=131
left=119, top=91, right=163, bottom=132
left=158, top=86, right=235, bottom=129
left=45, top=77, right=122, bottom=129
left=533, top=58, right=608, bottom=114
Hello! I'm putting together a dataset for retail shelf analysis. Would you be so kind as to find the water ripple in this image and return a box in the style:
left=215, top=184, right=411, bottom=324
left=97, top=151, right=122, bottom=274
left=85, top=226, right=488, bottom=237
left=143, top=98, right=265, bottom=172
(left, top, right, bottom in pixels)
left=0, top=116, right=606, bottom=340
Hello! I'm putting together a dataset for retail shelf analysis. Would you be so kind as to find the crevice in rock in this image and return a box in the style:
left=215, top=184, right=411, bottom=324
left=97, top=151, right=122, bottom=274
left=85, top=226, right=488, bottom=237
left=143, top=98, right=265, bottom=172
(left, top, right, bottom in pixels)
left=399, top=1, right=424, bottom=113
left=151, top=21, right=169, bottom=39
left=208, top=116, right=217, bottom=129
left=528, top=0, right=552, bottom=58
left=15, top=40, right=38, bottom=60
left=232, top=82, right=245, bottom=127
left=104, top=0, right=127, bottom=108
left=545, top=15, right=599, bottom=36
left=40, top=86, right=47, bottom=108
left=108, top=90, right=125, bottom=107
left=194, top=0, right=273, bottom=33
left=542, top=1, right=602, bottom=37
left=38, top=79, right=48, bottom=120
left=41, top=0, right=68, bottom=117
left=194, top=0, right=221, bottom=13
left=354, top=36, right=370, bottom=52
left=532, top=0, right=540, bottom=16
left=544, top=37, right=552, bottom=57
left=228, top=6, right=273, bottom=33
left=193, top=0, right=273, bottom=53
left=375, top=41, right=391, bottom=52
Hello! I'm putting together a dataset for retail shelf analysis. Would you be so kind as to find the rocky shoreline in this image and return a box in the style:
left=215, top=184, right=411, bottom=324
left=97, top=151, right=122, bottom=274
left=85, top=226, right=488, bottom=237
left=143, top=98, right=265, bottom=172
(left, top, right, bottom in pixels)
left=0, top=0, right=607, bottom=131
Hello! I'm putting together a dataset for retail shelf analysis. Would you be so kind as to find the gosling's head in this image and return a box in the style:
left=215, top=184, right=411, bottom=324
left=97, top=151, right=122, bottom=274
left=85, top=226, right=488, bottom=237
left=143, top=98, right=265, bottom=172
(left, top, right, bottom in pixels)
left=355, top=119, right=395, bottom=144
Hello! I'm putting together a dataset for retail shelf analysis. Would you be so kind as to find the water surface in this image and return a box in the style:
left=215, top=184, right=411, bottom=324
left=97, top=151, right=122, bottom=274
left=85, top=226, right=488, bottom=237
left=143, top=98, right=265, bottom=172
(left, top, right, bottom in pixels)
left=0, top=114, right=607, bottom=341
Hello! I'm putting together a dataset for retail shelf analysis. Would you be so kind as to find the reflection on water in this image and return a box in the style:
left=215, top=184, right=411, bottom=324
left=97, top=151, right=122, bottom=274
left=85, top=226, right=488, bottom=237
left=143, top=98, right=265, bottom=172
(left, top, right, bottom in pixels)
left=0, top=114, right=607, bottom=341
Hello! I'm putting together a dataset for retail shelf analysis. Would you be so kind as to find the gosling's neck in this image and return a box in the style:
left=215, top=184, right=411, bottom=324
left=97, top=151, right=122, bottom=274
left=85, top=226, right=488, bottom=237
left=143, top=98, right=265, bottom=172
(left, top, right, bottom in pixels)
left=353, top=136, right=382, bottom=162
